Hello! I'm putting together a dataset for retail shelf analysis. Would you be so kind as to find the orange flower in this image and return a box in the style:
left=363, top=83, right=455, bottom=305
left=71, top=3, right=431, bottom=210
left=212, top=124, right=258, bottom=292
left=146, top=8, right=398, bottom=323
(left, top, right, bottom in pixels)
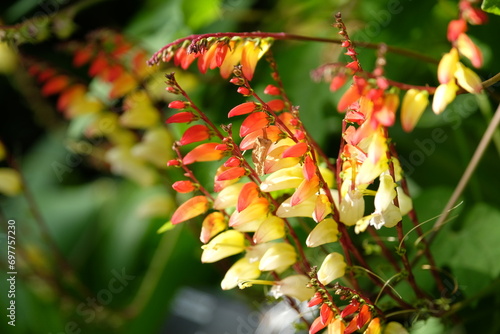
left=237, top=182, right=260, bottom=211
left=182, top=142, right=226, bottom=165
left=172, top=180, right=196, bottom=193
left=240, top=38, right=272, bottom=80
left=200, top=212, right=226, bottom=243
left=171, top=196, right=210, bottom=224
left=456, top=33, right=483, bottom=68
left=240, top=112, right=270, bottom=137
left=216, top=166, right=247, bottom=181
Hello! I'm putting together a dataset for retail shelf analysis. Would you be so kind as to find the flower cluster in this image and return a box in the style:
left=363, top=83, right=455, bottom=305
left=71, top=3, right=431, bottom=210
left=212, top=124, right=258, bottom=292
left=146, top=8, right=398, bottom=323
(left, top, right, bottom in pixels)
left=155, top=4, right=488, bottom=334
left=26, top=30, right=174, bottom=189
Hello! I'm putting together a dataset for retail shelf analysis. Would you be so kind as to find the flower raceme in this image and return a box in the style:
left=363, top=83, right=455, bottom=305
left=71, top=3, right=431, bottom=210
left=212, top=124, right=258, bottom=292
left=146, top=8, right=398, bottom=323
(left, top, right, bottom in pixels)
left=148, top=36, right=274, bottom=80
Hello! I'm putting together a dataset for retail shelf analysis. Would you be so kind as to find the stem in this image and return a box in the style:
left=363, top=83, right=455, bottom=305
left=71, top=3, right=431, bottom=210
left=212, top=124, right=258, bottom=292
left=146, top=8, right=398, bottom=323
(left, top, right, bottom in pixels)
left=148, top=32, right=438, bottom=66
left=389, top=143, right=445, bottom=292
left=385, top=130, right=427, bottom=300
left=425, top=102, right=500, bottom=246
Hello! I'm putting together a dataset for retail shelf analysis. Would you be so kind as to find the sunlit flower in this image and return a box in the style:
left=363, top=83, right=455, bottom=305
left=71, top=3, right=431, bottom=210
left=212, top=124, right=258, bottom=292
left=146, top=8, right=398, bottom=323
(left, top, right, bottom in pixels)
left=269, top=275, right=314, bottom=301
left=221, top=257, right=261, bottom=290
left=200, top=212, right=227, bottom=243
left=259, top=243, right=297, bottom=272
left=317, top=252, right=346, bottom=285
left=213, top=182, right=246, bottom=209
left=253, top=215, right=285, bottom=243
left=400, top=89, right=429, bottom=132
left=171, top=195, right=210, bottom=225
left=182, top=142, right=226, bottom=165
left=456, top=33, right=483, bottom=68
left=454, top=62, right=482, bottom=93
left=240, top=38, right=272, bottom=80
left=432, top=81, right=458, bottom=114
left=201, top=230, right=246, bottom=263
left=260, top=166, right=304, bottom=192
left=306, top=218, right=339, bottom=247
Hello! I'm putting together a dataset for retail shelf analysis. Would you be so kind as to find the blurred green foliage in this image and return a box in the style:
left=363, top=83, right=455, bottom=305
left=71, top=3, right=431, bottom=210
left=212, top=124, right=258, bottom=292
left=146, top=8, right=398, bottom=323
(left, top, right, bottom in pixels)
left=1, top=0, right=500, bottom=333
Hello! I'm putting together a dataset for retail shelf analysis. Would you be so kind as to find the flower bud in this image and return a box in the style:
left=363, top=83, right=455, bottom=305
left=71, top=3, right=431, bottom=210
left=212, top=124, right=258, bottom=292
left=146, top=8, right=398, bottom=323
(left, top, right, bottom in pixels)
left=401, top=89, right=429, bottom=132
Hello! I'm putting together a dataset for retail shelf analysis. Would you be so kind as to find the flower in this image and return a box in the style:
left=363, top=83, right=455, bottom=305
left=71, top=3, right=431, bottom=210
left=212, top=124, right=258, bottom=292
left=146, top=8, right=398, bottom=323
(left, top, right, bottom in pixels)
left=253, top=215, right=285, bottom=243
left=269, top=275, right=314, bottom=302
left=317, top=252, right=346, bottom=285
left=306, top=218, right=339, bottom=247
left=400, top=89, right=429, bottom=132
left=170, top=195, right=210, bottom=225
left=200, top=212, right=227, bottom=243
left=432, top=81, right=458, bottom=114
left=182, top=142, right=226, bottom=165
left=221, top=257, right=261, bottom=290
left=259, top=243, right=297, bottom=272
left=178, top=124, right=211, bottom=145
left=201, top=230, right=246, bottom=263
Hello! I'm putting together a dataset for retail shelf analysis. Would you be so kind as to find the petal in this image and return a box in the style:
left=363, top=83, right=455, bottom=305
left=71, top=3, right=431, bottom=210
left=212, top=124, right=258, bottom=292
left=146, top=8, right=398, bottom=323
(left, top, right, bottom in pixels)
left=240, top=112, right=270, bottom=137
left=432, top=82, right=458, bottom=115
left=200, top=212, right=227, bottom=243
left=237, top=182, right=260, bottom=212
left=437, top=48, right=459, bottom=84
left=270, top=275, right=314, bottom=302
left=456, top=33, right=483, bottom=68
left=221, top=257, right=261, bottom=290
left=260, top=166, right=303, bottom=192
left=454, top=62, right=483, bottom=94
left=306, top=218, right=339, bottom=247
left=182, top=142, right=225, bottom=165
left=228, top=102, right=258, bottom=117
left=201, top=230, right=246, bottom=263
left=401, top=89, right=429, bottom=132
left=259, top=243, right=297, bottom=272
left=253, top=215, right=285, bottom=243
left=374, top=174, right=397, bottom=213
left=290, top=176, right=320, bottom=206
left=171, top=196, right=209, bottom=224
left=313, top=194, right=332, bottom=223
left=317, top=252, right=346, bottom=285
left=213, top=183, right=246, bottom=209
left=282, top=142, right=308, bottom=158
left=179, top=124, right=211, bottom=145
left=216, top=167, right=247, bottom=181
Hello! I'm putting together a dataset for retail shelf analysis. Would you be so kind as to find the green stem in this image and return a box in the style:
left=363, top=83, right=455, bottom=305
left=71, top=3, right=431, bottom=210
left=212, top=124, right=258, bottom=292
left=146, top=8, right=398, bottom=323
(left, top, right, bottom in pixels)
left=426, top=103, right=500, bottom=246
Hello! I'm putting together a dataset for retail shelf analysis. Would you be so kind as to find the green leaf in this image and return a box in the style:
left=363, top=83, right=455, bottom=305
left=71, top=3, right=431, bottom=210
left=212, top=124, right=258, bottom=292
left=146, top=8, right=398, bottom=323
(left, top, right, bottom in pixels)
left=482, top=0, right=500, bottom=15
left=158, top=221, right=176, bottom=233
left=445, top=203, right=500, bottom=296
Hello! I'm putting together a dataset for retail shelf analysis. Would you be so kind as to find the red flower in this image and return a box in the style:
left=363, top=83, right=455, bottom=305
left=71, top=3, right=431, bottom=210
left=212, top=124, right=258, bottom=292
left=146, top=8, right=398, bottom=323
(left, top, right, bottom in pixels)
left=264, top=84, right=281, bottom=95
left=172, top=180, right=196, bottom=193
left=179, top=124, right=211, bottom=145
left=166, top=112, right=197, bottom=124
left=216, top=167, right=247, bottom=181
left=240, top=112, right=270, bottom=137
left=171, top=196, right=209, bottom=224
left=228, top=102, right=259, bottom=117
left=281, top=142, right=308, bottom=158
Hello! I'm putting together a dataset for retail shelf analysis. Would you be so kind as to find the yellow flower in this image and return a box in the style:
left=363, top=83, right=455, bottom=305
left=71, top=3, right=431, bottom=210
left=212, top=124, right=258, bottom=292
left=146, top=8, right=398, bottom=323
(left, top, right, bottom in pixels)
left=260, top=166, right=303, bottom=192
left=259, top=243, right=297, bottom=272
left=400, top=89, right=429, bottom=132
left=432, top=81, right=458, bottom=115
left=253, top=215, right=285, bottom=244
left=306, top=218, right=339, bottom=247
left=383, top=321, right=409, bottom=334
left=221, top=257, right=261, bottom=290
left=213, top=183, right=246, bottom=210
left=269, top=275, right=314, bottom=302
left=437, top=48, right=459, bottom=84
left=454, top=62, right=482, bottom=94
left=317, top=252, right=346, bottom=285
left=201, top=230, right=246, bottom=263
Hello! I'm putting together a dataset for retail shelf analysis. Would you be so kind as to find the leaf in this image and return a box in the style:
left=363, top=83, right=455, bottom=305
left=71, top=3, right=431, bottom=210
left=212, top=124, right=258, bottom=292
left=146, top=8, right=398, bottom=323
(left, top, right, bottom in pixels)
left=481, top=0, right=500, bottom=15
